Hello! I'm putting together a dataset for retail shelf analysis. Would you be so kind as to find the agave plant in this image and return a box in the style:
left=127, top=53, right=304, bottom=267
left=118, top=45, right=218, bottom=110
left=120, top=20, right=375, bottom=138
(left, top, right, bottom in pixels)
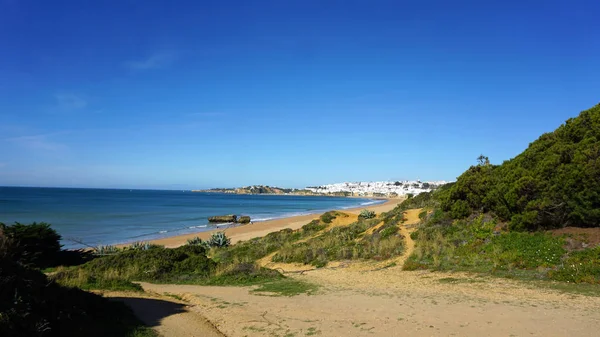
left=94, top=244, right=119, bottom=255
left=128, top=241, right=152, bottom=251
left=207, top=232, right=231, bottom=248
left=186, top=237, right=203, bottom=245
left=359, top=209, right=376, bottom=219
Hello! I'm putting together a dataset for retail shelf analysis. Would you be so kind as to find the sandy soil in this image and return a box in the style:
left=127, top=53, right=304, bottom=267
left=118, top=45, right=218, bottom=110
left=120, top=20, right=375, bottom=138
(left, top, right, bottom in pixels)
left=123, top=209, right=600, bottom=337
left=104, top=291, right=225, bottom=337
left=147, top=198, right=403, bottom=248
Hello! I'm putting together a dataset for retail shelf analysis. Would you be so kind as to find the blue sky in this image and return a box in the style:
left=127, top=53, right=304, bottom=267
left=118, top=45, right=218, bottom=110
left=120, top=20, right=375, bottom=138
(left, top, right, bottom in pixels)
left=1, top=0, right=599, bottom=189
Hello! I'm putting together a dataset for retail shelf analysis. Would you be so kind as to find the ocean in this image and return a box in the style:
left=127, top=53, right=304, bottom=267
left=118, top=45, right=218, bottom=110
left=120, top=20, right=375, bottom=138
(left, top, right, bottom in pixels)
left=0, top=187, right=383, bottom=249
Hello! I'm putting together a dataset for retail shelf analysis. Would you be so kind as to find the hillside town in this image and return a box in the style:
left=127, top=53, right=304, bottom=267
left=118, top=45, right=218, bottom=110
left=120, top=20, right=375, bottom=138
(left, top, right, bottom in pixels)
left=305, top=180, right=450, bottom=198
left=195, top=180, right=449, bottom=198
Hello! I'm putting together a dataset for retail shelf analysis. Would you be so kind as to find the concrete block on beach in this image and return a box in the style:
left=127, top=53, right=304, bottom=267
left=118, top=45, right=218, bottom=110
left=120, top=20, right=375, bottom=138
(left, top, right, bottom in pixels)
left=208, top=215, right=237, bottom=223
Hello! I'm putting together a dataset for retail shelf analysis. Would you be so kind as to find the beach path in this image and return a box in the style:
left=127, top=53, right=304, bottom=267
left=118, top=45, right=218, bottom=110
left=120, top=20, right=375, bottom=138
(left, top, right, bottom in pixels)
left=109, top=205, right=600, bottom=336
left=135, top=268, right=600, bottom=337
left=105, top=292, right=225, bottom=337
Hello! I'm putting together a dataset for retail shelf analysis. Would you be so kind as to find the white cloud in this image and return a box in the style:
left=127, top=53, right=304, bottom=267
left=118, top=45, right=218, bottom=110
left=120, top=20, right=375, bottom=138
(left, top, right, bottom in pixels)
left=126, top=52, right=177, bottom=70
left=55, top=93, right=87, bottom=110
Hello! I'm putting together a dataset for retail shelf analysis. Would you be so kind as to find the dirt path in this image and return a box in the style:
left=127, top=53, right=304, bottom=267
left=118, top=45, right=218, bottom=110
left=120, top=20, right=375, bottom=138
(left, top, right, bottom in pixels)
left=137, top=269, right=600, bottom=337
left=104, top=292, right=225, bottom=337
left=396, top=208, right=420, bottom=267
left=112, top=208, right=600, bottom=337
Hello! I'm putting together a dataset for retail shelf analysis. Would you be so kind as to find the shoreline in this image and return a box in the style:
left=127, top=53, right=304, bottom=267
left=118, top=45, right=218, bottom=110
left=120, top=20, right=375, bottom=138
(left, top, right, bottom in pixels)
left=143, top=198, right=403, bottom=248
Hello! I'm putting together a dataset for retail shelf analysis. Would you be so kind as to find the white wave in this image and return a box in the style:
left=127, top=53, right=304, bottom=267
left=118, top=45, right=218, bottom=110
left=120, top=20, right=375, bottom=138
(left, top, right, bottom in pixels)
left=251, top=217, right=274, bottom=222
left=159, top=230, right=167, bottom=233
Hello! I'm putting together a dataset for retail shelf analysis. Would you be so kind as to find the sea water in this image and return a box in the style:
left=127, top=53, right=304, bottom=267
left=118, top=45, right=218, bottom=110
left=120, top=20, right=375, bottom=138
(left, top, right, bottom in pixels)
left=0, top=187, right=383, bottom=249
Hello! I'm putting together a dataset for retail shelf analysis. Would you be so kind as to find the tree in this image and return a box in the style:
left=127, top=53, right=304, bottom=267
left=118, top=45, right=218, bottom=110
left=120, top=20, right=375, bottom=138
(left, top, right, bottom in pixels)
left=477, top=154, right=490, bottom=166
left=0, top=222, right=62, bottom=269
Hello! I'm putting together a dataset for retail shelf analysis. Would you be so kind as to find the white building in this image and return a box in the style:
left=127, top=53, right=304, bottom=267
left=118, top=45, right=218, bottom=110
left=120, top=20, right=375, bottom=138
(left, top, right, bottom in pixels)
left=305, top=180, right=450, bottom=197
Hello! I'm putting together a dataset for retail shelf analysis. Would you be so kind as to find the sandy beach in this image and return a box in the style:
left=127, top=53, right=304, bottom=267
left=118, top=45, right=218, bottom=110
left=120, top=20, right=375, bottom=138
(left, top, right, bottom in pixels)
left=147, top=198, right=403, bottom=248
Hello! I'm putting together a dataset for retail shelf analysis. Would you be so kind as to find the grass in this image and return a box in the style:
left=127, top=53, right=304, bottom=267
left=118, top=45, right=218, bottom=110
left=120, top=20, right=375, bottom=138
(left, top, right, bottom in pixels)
left=127, top=327, right=158, bottom=337
left=532, top=279, right=600, bottom=297
left=438, top=277, right=484, bottom=284
left=211, top=216, right=337, bottom=266
left=404, top=211, right=600, bottom=286
left=51, top=244, right=284, bottom=291
left=251, top=278, right=319, bottom=297
left=163, top=292, right=184, bottom=301
left=272, top=216, right=405, bottom=267
left=305, top=327, right=321, bottom=336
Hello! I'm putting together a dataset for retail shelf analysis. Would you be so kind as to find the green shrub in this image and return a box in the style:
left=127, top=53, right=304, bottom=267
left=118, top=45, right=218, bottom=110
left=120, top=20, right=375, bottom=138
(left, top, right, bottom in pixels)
left=52, top=245, right=216, bottom=290
left=272, top=218, right=404, bottom=266
left=212, top=228, right=303, bottom=265
left=302, top=220, right=327, bottom=234
left=0, top=222, right=62, bottom=269
left=320, top=212, right=337, bottom=224
left=359, top=209, right=376, bottom=219
left=0, top=237, right=154, bottom=337
left=441, top=104, right=600, bottom=230
left=450, top=200, right=470, bottom=219
left=378, top=225, right=399, bottom=239
left=406, top=211, right=567, bottom=274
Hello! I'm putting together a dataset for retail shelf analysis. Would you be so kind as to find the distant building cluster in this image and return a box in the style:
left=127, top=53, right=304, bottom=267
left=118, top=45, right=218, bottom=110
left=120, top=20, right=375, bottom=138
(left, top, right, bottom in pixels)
left=305, top=180, right=450, bottom=197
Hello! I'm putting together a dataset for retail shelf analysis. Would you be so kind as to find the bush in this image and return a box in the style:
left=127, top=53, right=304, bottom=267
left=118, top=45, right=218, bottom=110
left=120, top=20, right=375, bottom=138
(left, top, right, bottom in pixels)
left=212, top=228, right=303, bottom=265
left=378, top=225, right=399, bottom=239
left=0, top=235, right=154, bottom=337
left=302, top=220, right=327, bottom=234
left=441, top=104, right=600, bottom=230
left=52, top=245, right=216, bottom=289
left=272, top=217, right=404, bottom=266
left=359, top=209, right=376, bottom=219
left=0, top=222, right=62, bottom=269
left=450, top=200, right=470, bottom=219
left=406, top=211, right=568, bottom=273
left=320, top=211, right=337, bottom=224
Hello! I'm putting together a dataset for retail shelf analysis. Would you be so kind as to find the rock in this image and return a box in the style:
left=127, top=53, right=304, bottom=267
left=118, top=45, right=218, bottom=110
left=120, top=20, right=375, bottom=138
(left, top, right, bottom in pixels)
left=237, top=216, right=251, bottom=224
left=208, top=215, right=237, bottom=223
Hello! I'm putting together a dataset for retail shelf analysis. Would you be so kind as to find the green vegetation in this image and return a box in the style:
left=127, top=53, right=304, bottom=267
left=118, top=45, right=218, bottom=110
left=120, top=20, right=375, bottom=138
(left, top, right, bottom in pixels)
left=359, top=209, right=376, bottom=219
left=185, top=232, right=232, bottom=250
left=186, top=236, right=204, bottom=246
left=251, top=279, right=319, bottom=296
left=0, top=222, right=62, bottom=269
left=212, top=228, right=303, bottom=265
left=206, top=231, right=231, bottom=248
left=52, top=242, right=282, bottom=290
left=547, top=246, right=600, bottom=284
left=319, top=211, right=338, bottom=224
left=404, top=214, right=566, bottom=273
left=273, top=215, right=405, bottom=267
left=399, top=104, right=600, bottom=284
left=0, top=226, right=156, bottom=337
left=440, top=104, right=600, bottom=231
